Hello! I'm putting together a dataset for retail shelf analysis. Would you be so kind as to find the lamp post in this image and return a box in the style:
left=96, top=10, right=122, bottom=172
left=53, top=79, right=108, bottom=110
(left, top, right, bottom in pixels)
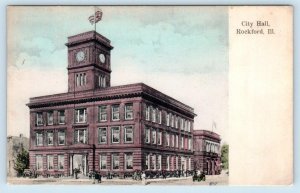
left=92, top=144, right=96, bottom=184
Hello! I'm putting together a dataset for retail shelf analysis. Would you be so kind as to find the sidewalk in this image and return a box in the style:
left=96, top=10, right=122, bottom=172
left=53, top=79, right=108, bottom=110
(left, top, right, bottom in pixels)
left=7, top=174, right=228, bottom=185
left=7, top=176, right=193, bottom=185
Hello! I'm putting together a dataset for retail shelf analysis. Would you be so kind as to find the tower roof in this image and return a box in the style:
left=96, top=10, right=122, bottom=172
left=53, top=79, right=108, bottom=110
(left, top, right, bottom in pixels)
left=65, top=30, right=113, bottom=50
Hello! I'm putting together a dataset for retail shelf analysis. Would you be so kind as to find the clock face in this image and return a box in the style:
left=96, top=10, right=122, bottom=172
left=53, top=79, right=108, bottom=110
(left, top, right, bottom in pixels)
left=76, top=51, right=85, bottom=62
left=99, top=53, right=105, bottom=63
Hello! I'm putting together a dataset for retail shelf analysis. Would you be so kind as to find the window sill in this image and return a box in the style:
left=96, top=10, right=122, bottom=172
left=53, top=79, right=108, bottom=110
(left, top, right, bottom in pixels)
left=124, top=141, right=133, bottom=144
left=73, top=123, right=88, bottom=127
left=124, top=118, right=134, bottom=121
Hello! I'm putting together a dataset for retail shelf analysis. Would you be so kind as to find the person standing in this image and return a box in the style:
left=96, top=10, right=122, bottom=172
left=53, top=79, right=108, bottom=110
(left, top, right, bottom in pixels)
left=141, top=171, right=146, bottom=185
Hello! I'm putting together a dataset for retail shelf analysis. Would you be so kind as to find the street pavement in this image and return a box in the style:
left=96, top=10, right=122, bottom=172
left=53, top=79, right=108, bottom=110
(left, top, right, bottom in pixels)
left=7, top=174, right=228, bottom=185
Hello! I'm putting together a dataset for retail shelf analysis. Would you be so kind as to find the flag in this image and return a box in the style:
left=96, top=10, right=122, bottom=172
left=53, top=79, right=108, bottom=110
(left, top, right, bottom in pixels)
left=212, top=121, right=217, bottom=131
left=88, top=8, right=103, bottom=25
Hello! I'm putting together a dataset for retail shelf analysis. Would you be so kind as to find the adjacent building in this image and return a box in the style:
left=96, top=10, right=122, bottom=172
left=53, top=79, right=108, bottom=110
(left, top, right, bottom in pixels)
left=27, top=31, right=197, bottom=177
left=7, top=134, right=29, bottom=177
left=193, top=130, right=221, bottom=175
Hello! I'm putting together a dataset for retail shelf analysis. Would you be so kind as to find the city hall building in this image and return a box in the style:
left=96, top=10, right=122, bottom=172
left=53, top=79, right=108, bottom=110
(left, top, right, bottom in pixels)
left=27, top=30, right=200, bottom=177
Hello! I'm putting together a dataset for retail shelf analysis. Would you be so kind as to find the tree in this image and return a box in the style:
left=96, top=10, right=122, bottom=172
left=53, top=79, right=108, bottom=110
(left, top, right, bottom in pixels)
left=221, top=144, right=229, bottom=170
left=14, top=147, right=29, bottom=177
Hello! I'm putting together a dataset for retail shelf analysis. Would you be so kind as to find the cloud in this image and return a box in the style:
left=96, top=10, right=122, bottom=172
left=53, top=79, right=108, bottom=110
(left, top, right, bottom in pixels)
left=12, top=36, right=67, bottom=70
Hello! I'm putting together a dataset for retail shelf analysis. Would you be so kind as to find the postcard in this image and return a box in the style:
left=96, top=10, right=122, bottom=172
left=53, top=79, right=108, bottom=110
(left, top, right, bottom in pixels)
left=6, top=6, right=293, bottom=185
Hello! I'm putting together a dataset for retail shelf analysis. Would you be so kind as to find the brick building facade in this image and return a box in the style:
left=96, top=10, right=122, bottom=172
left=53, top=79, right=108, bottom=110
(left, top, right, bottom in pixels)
left=27, top=31, right=200, bottom=177
left=193, top=130, right=221, bottom=175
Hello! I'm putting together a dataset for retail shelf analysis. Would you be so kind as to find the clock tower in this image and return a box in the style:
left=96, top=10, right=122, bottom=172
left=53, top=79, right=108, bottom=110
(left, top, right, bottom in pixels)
left=65, top=30, right=113, bottom=92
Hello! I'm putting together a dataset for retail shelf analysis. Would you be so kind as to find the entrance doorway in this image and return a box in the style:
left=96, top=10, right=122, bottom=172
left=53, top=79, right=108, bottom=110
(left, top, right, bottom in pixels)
left=71, top=154, right=88, bottom=177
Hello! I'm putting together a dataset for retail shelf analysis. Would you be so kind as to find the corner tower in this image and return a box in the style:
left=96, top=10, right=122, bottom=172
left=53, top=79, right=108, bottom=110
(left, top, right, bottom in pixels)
left=65, top=31, right=113, bottom=92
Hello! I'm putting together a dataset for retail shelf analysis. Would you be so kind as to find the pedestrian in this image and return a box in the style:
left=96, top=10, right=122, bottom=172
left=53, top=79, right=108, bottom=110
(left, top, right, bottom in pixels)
left=95, top=172, right=99, bottom=183
left=141, top=171, right=146, bottom=185
left=98, top=173, right=102, bottom=183
left=162, top=170, right=166, bottom=179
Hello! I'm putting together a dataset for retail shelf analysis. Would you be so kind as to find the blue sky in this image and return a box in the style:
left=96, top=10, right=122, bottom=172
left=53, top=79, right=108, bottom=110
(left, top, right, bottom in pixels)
left=7, top=6, right=228, bottom=142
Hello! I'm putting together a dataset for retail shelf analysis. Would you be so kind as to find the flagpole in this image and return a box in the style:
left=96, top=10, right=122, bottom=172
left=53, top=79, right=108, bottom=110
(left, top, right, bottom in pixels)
left=94, top=6, right=96, bottom=32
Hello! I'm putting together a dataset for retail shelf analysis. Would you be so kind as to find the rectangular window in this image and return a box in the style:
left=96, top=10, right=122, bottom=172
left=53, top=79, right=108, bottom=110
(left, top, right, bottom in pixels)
left=36, top=155, right=43, bottom=171
left=158, top=110, right=162, bottom=124
left=74, top=129, right=87, bottom=144
left=180, top=118, right=184, bottom=131
left=176, top=135, right=179, bottom=148
left=99, top=75, right=106, bottom=88
left=145, top=105, right=150, bottom=121
left=170, top=114, right=174, bottom=127
left=152, top=108, right=156, bottom=122
left=111, top=105, right=120, bottom=121
left=124, top=126, right=134, bottom=143
left=36, top=132, right=43, bottom=146
left=157, top=131, right=162, bottom=145
left=58, top=110, right=65, bottom=124
left=125, top=103, right=133, bottom=120
left=166, top=113, right=170, bottom=126
left=176, top=156, right=179, bottom=170
left=111, top=127, right=120, bottom=143
left=112, top=154, right=120, bottom=170
left=98, top=106, right=107, bottom=122
left=188, top=138, right=192, bottom=150
left=144, top=154, right=149, bottom=170
left=125, top=153, right=133, bottom=170
left=157, top=155, right=161, bottom=170
left=47, top=131, right=53, bottom=146
left=187, top=121, right=191, bottom=132
left=58, top=130, right=65, bottom=145
left=58, top=155, right=64, bottom=170
left=100, top=154, right=107, bottom=170
left=181, top=136, right=184, bottom=149
left=166, top=133, right=170, bottom=147
left=47, top=155, right=54, bottom=170
left=175, top=116, right=178, bottom=128
left=166, top=156, right=170, bottom=171
left=150, top=154, right=156, bottom=170
left=171, top=134, right=175, bottom=147
left=47, top=111, right=54, bottom=125
left=151, top=129, right=156, bottom=144
left=76, top=74, right=80, bottom=86
left=36, top=112, right=43, bottom=126
left=75, top=108, right=87, bottom=123
left=98, top=127, right=107, bottom=144
left=76, top=73, right=86, bottom=86
left=145, top=126, right=150, bottom=143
